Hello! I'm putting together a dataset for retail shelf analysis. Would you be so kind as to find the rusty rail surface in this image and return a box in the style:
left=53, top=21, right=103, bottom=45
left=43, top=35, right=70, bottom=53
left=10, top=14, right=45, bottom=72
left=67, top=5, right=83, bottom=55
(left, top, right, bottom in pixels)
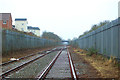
left=67, top=48, right=78, bottom=80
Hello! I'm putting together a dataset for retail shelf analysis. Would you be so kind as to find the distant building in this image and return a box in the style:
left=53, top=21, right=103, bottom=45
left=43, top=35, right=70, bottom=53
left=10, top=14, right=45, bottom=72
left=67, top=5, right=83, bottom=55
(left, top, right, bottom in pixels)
left=15, top=18, right=28, bottom=32
left=27, top=26, right=40, bottom=36
left=0, top=13, right=12, bottom=29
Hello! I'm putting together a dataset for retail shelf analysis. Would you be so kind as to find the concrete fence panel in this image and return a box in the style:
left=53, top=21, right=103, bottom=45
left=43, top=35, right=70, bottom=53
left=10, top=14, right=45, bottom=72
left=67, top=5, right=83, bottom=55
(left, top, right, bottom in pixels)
left=2, top=30, right=60, bottom=53
left=71, top=18, right=120, bottom=59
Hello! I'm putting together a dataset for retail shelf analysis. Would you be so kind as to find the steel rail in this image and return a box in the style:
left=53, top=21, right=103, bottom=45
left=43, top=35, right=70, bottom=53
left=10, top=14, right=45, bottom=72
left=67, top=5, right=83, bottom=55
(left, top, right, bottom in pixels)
left=67, top=48, right=77, bottom=80
left=37, top=49, right=63, bottom=80
left=0, top=53, right=36, bottom=66
left=0, top=48, right=58, bottom=66
left=0, top=48, right=60, bottom=79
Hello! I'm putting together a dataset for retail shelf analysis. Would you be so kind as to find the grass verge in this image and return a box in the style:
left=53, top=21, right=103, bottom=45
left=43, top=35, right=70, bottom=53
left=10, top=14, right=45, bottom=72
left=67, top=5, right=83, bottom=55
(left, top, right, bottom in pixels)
left=72, top=47, right=120, bottom=78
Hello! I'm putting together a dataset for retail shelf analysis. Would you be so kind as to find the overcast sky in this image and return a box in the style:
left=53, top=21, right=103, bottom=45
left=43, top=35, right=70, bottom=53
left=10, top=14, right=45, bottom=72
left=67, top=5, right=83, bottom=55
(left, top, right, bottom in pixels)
left=0, top=0, right=119, bottom=40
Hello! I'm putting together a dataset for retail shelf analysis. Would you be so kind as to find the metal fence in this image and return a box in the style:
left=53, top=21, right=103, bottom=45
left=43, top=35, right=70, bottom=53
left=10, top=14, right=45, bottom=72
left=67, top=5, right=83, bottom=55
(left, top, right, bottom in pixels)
left=70, top=18, right=120, bottom=59
left=2, top=30, right=60, bottom=53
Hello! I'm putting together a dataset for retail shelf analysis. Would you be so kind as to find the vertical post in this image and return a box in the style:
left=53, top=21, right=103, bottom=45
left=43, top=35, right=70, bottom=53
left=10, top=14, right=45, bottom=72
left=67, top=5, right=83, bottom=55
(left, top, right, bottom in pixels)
left=0, top=13, right=2, bottom=76
left=94, top=31, right=96, bottom=50
left=118, top=2, right=120, bottom=60
left=118, top=24, right=120, bottom=59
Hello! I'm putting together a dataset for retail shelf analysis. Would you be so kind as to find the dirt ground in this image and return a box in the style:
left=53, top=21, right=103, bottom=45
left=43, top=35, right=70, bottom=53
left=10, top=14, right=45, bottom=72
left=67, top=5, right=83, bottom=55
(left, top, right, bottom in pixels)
left=2, top=47, right=55, bottom=63
left=69, top=47, right=120, bottom=79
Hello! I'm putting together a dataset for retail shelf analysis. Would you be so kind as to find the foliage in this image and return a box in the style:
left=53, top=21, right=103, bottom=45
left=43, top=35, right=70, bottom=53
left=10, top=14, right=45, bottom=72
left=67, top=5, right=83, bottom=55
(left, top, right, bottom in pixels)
left=69, top=40, right=78, bottom=48
left=79, top=20, right=109, bottom=38
left=69, top=38, right=79, bottom=48
left=2, top=28, right=39, bottom=37
left=42, top=31, right=61, bottom=42
left=103, top=49, right=107, bottom=55
left=87, top=47, right=98, bottom=56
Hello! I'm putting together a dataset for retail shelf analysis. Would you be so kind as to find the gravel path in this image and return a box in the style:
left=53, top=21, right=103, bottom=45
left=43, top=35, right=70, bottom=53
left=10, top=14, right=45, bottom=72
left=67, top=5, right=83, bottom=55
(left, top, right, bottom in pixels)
left=7, top=51, right=58, bottom=78
left=46, top=50, right=71, bottom=79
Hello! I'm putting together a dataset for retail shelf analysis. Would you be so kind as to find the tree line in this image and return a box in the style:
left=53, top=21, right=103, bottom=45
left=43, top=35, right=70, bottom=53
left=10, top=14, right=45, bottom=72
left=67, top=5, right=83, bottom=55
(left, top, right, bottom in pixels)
left=42, top=31, right=61, bottom=42
left=79, top=20, right=110, bottom=38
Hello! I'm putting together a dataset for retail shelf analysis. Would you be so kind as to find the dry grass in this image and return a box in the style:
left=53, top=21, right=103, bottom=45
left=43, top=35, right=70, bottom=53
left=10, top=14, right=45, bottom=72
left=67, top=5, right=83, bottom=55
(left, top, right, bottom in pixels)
left=73, top=48, right=120, bottom=78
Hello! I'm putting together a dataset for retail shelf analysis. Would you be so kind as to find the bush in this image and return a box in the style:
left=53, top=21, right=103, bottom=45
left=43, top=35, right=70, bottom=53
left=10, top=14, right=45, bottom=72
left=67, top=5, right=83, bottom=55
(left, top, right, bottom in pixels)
left=87, top=47, right=98, bottom=56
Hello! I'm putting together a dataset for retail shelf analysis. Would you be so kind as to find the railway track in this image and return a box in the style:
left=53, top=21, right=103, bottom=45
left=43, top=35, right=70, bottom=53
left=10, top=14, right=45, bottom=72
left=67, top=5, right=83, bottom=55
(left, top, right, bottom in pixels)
left=0, top=47, right=61, bottom=79
left=0, top=46, right=77, bottom=79
left=1, top=48, right=60, bottom=73
left=37, top=47, right=77, bottom=80
left=0, top=48, right=57, bottom=66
